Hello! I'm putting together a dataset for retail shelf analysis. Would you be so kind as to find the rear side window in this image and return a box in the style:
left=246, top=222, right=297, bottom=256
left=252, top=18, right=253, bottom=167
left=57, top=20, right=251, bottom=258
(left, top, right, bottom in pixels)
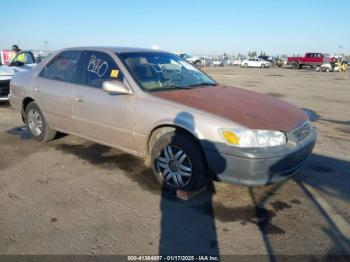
left=40, top=51, right=82, bottom=83
left=81, top=51, right=123, bottom=88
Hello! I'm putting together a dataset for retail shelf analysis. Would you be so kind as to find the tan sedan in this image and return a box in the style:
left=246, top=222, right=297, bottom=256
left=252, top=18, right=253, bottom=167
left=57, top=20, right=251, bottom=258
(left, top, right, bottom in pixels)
left=9, top=47, right=316, bottom=192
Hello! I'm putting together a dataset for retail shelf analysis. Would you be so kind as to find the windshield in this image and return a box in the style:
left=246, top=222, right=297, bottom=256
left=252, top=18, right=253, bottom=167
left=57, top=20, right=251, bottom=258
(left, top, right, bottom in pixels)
left=118, top=52, right=216, bottom=91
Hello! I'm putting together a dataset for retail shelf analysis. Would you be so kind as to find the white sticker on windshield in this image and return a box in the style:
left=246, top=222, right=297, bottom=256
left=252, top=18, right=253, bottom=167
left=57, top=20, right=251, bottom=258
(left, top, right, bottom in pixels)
left=87, top=55, right=109, bottom=77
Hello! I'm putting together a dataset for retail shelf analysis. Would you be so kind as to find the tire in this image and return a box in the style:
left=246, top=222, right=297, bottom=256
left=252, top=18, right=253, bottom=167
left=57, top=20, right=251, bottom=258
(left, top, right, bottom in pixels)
left=244, top=63, right=248, bottom=68
left=25, top=101, right=57, bottom=142
left=151, top=131, right=208, bottom=192
left=261, top=63, right=266, bottom=68
left=291, top=61, right=299, bottom=70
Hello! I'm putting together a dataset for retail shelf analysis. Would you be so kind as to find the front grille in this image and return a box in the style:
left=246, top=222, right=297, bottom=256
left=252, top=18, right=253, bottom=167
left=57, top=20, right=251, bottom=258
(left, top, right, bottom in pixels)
left=292, top=121, right=312, bottom=141
left=0, top=81, right=10, bottom=96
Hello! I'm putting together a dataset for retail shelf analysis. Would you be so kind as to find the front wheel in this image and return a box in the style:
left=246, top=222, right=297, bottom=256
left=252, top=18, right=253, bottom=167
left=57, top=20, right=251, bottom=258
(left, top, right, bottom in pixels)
left=244, top=63, right=248, bottom=68
left=25, top=101, right=57, bottom=142
left=151, top=131, right=208, bottom=192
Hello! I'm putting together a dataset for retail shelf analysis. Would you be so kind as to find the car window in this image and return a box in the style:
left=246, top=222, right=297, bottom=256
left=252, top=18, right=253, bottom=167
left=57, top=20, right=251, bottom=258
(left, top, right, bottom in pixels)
left=81, top=51, right=123, bottom=88
left=40, top=51, right=82, bottom=83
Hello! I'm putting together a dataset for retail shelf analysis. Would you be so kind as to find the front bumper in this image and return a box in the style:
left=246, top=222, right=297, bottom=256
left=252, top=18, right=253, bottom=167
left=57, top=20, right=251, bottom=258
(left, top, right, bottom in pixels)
left=0, top=80, right=10, bottom=101
left=202, top=128, right=317, bottom=186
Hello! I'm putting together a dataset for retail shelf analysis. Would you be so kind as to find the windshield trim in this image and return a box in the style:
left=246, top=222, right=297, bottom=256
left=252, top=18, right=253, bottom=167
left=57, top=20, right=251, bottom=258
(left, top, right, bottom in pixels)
left=115, top=51, right=217, bottom=92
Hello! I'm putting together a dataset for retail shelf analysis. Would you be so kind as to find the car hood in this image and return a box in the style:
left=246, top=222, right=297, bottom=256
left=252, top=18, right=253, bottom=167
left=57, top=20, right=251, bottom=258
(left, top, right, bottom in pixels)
left=0, top=64, right=36, bottom=77
left=151, top=85, right=308, bottom=132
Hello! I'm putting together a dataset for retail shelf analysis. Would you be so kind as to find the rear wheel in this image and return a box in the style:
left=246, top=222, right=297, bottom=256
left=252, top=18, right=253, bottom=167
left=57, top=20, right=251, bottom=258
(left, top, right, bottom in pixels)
left=151, top=131, right=208, bottom=192
left=291, top=61, right=299, bottom=70
left=244, top=63, right=248, bottom=68
left=261, top=63, right=266, bottom=68
left=25, top=101, right=56, bottom=142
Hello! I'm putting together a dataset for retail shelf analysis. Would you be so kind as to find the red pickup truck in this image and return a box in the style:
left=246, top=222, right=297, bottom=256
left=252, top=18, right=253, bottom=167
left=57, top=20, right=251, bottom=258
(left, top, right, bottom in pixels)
left=287, top=53, right=335, bottom=69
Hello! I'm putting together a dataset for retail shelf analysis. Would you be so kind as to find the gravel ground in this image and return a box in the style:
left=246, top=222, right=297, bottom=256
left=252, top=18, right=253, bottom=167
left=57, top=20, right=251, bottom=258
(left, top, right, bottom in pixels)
left=0, top=66, right=349, bottom=259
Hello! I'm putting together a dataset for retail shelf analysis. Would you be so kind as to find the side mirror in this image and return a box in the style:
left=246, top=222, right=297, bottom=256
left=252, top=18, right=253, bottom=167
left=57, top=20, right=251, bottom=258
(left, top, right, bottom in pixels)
left=102, top=80, right=132, bottom=95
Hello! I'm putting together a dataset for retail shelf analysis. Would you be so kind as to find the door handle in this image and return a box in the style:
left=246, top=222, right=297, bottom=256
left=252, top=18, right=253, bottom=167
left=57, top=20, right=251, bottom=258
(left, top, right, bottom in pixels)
left=75, top=96, right=83, bottom=102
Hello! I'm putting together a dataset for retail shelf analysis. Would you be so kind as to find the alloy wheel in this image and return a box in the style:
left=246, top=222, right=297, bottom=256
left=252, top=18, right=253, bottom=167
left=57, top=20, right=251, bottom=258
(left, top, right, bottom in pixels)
left=156, top=144, right=192, bottom=188
left=27, top=108, right=43, bottom=136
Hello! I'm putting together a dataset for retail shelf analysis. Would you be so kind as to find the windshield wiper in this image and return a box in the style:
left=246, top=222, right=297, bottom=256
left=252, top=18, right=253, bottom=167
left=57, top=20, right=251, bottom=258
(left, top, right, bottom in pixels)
left=162, top=85, right=191, bottom=89
left=186, top=83, right=217, bottom=88
left=148, top=83, right=216, bottom=92
left=148, top=85, right=190, bottom=92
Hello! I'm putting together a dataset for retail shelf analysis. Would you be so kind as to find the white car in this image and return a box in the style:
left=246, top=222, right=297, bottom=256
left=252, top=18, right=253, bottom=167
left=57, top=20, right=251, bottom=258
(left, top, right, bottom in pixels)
left=0, top=51, right=37, bottom=101
left=212, top=59, right=223, bottom=66
left=178, top=53, right=203, bottom=66
left=241, top=58, right=271, bottom=68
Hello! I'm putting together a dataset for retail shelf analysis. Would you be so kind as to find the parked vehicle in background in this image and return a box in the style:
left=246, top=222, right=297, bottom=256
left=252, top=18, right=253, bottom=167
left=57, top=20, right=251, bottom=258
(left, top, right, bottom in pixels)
left=212, top=58, right=223, bottom=66
left=258, top=55, right=273, bottom=63
left=10, top=47, right=316, bottom=191
left=232, top=58, right=243, bottom=66
left=32, top=50, right=53, bottom=63
left=178, top=53, right=203, bottom=66
left=241, top=58, right=271, bottom=68
left=258, top=55, right=284, bottom=67
left=318, top=56, right=348, bottom=72
left=275, top=58, right=284, bottom=67
left=287, top=53, right=335, bottom=69
left=0, top=50, right=36, bottom=101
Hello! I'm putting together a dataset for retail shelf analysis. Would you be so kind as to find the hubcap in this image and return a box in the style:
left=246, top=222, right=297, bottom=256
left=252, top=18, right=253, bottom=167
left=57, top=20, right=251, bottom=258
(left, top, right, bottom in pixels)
left=156, top=144, right=192, bottom=188
left=27, top=109, right=43, bottom=136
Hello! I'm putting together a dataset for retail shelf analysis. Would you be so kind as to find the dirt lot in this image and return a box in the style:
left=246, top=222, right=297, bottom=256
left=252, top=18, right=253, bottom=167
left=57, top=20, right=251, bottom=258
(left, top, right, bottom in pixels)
left=0, top=67, right=349, bottom=258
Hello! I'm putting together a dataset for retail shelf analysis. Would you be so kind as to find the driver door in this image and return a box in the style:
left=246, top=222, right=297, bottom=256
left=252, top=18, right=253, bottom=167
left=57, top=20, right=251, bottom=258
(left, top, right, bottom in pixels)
left=73, top=51, right=136, bottom=153
left=11, top=51, right=36, bottom=68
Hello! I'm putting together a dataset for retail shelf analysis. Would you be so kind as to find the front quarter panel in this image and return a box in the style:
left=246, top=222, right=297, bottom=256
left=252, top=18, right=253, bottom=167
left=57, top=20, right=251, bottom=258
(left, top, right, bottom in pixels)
left=134, top=93, right=244, bottom=156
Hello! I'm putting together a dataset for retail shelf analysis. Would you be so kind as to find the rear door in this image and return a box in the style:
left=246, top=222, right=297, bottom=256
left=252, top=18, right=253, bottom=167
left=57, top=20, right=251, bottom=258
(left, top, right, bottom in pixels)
left=33, top=50, right=83, bottom=132
left=73, top=51, right=136, bottom=153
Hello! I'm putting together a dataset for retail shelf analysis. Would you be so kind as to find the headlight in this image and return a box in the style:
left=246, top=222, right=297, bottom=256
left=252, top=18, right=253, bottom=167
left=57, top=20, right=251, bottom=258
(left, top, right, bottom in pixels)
left=219, top=128, right=286, bottom=148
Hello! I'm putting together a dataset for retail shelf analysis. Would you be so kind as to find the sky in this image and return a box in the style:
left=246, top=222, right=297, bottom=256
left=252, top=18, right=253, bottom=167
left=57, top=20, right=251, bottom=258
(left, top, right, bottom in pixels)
left=1, top=0, right=349, bottom=55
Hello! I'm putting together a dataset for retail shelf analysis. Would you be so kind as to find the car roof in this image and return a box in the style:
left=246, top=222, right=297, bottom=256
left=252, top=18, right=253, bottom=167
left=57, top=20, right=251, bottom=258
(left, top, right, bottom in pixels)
left=59, top=46, right=169, bottom=54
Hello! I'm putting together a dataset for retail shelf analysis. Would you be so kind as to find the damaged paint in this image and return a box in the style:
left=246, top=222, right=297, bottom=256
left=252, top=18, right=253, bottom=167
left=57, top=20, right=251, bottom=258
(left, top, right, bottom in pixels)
left=152, top=85, right=308, bottom=132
